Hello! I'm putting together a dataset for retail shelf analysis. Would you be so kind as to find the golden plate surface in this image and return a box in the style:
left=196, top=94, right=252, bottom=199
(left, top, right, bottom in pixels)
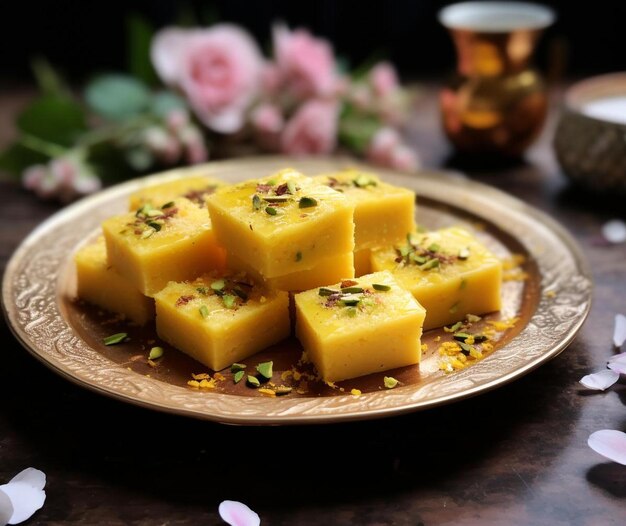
left=2, top=157, right=592, bottom=425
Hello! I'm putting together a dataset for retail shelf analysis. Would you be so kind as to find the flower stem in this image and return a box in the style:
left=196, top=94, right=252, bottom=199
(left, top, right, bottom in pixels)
left=19, top=133, right=67, bottom=157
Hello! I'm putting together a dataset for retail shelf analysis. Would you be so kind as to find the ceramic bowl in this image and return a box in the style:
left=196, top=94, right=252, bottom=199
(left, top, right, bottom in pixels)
left=554, top=73, right=626, bottom=194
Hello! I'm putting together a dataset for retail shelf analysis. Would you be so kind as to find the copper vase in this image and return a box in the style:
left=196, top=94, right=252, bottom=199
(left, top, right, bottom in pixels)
left=439, top=2, right=555, bottom=157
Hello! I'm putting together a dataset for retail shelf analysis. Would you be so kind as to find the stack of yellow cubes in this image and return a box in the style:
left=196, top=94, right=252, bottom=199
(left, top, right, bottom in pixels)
left=75, top=167, right=503, bottom=384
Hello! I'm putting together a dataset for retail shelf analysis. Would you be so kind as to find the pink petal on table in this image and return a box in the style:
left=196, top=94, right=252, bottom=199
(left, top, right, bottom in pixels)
left=579, top=370, right=620, bottom=390
left=608, top=352, right=626, bottom=365
left=0, top=489, right=14, bottom=526
left=9, top=469, right=45, bottom=492
left=219, top=500, right=260, bottom=526
left=607, top=361, right=626, bottom=375
left=0, top=482, right=46, bottom=525
left=588, top=429, right=626, bottom=465
left=602, top=219, right=626, bottom=244
left=614, top=314, right=626, bottom=348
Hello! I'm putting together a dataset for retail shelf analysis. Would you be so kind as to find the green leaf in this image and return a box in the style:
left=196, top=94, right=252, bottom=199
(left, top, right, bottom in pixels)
left=31, top=56, right=68, bottom=98
left=150, top=91, right=187, bottom=118
left=85, top=74, right=150, bottom=121
left=0, top=142, right=48, bottom=178
left=126, top=13, right=159, bottom=86
left=17, top=95, right=87, bottom=146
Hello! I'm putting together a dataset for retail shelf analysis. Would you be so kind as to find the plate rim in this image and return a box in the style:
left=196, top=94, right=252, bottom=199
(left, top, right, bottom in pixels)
left=2, top=156, right=593, bottom=425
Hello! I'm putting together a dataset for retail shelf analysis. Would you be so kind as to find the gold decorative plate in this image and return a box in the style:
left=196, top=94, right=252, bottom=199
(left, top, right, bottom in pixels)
left=2, top=157, right=592, bottom=425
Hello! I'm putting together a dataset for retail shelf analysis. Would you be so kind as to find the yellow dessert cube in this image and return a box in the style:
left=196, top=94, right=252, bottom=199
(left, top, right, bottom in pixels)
left=353, top=248, right=373, bottom=277
left=154, top=273, right=290, bottom=370
left=371, top=227, right=502, bottom=330
left=314, top=169, right=416, bottom=269
left=294, top=270, right=426, bottom=382
left=206, top=169, right=355, bottom=279
left=74, top=237, right=154, bottom=324
left=102, top=197, right=226, bottom=297
left=128, top=175, right=225, bottom=211
left=227, top=252, right=354, bottom=292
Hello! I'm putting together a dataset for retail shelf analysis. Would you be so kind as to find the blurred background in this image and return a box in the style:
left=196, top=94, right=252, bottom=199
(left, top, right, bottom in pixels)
left=2, top=0, right=626, bottom=85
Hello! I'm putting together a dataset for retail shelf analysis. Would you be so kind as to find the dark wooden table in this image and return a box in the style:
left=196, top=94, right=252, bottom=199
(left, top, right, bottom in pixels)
left=1, top=86, right=625, bottom=525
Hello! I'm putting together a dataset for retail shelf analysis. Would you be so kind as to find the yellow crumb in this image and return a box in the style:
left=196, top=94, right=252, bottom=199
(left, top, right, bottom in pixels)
left=502, top=254, right=526, bottom=269
left=451, top=359, right=466, bottom=370
left=503, top=269, right=528, bottom=281
left=326, top=380, right=338, bottom=389
left=293, top=371, right=302, bottom=381
left=281, top=370, right=293, bottom=381
left=258, top=388, right=276, bottom=397
left=488, top=317, right=519, bottom=331
left=544, top=289, right=556, bottom=298
left=213, top=373, right=226, bottom=381
left=421, top=343, right=428, bottom=352
left=351, top=388, right=362, bottom=396
left=465, top=335, right=475, bottom=345
left=482, top=342, right=494, bottom=352
left=434, top=335, right=441, bottom=342
left=192, top=373, right=211, bottom=380
left=147, top=359, right=157, bottom=368
left=187, top=380, right=200, bottom=388
left=259, top=296, right=267, bottom=303
left=198, top=378, right=216, bottom=389
left=438, top=341, right=462, bottom=356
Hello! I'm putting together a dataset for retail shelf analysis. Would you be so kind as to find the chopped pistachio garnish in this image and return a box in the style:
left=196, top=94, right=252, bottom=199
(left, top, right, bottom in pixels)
left=341, top=286, right=364, bottom=294
left=148, top=346, right=164, bottom=360
left=265, top=206, right=277, bottom=216
left=353, top=174, right=377, bottom=188
left=275, top=385, right=293, bottom=396
left=458, top=247, right=470, bottom=260
left=295, top=251, right=302, bottom=262
left=384, top=376, right=399, bottom=389
left=252, top=194, right=262, bottom=211
left=454, top=332, right=488, bottom=343
left=287, top=181, right=297, bottom=194
left=247, top=375, right=260, bottom=388
left=103, top=332, right=127, bottom=346
left=256, top=361, right=273, bottom=379
left=210, top=279, right=225, bottom=292
left=449, top=302, right=459, bottom=314
left=233, top=287, right=248, bottom=301
left=419, top=259, right=440, bottom=270
left=233, top=370, right=245, bottom=384
left=346, top=306, right=358, bottom=317
left=372, top=283, right=391, bottom=291
left=444, top=321, right=463, bottom=333
left=466, top=314, right=482, bottom=323
left=339, top=295, right=361, bottom=307
left=222, top=294, right=236, bottom=309
left=298, top=196, right=318, bottom=208
left=428, top=243, right=440, bottom=252
left=231, top=363, right=247, bottom=373
left=199, top=305, right=209, bottom=319
left=162, top=201, right=175, bottom=209
left=263, top=195, right=290, bottom=203
left=319, top=287, right=338, bottom=297
left=196, top=286, right=209, bottom=295
left=458, top=341, right=472, bottom=354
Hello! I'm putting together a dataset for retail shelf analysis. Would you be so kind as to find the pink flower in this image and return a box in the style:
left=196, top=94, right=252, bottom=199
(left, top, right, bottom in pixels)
left=281, top=100, right=339, bottom=155
left=273, top=24, right=338, bottom=98
left=369, top=61, right=399, bottom=98
left=251, top=103, right=284, bottom=134
left=366, top=127, right=420, bottom=173
left=152, top=25, right=263, bottom=133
